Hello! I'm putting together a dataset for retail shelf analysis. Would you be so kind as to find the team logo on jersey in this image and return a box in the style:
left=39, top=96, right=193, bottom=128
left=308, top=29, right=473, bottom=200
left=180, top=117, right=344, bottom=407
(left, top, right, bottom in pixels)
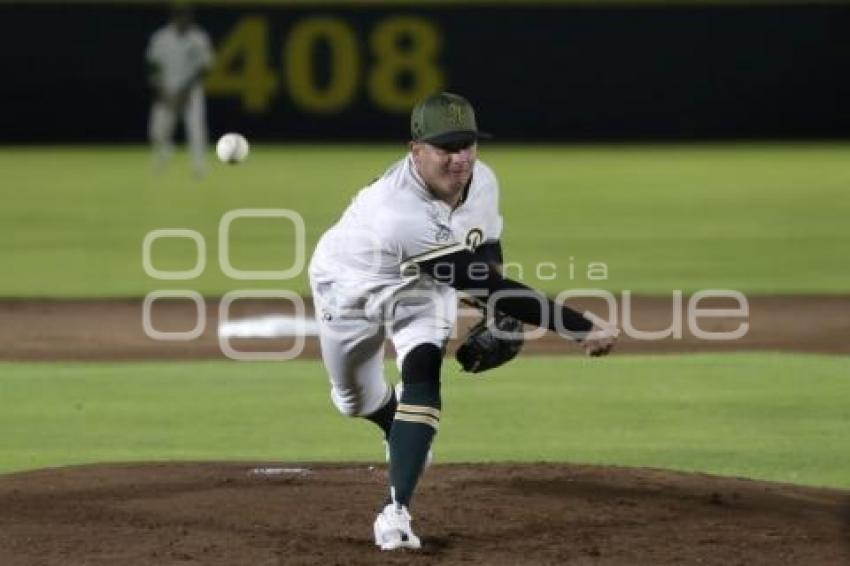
left=435, top=225, right=451, bottom=242
left=465, top=228, right=484, bottom=250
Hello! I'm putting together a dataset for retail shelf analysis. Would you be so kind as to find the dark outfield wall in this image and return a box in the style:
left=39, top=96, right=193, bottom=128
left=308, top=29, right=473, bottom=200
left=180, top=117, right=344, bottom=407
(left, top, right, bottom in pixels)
left=1, top=2, right=848, bottom=142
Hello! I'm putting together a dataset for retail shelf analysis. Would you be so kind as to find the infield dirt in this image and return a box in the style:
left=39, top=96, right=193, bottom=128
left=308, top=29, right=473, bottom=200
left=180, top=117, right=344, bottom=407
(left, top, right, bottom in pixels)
left=1, top=295, right=849, bottom=361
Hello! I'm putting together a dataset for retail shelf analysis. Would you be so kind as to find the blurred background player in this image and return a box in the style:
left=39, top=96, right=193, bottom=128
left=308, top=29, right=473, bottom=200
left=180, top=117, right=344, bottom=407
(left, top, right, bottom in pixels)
left=146, top=2, right=214, bottom=177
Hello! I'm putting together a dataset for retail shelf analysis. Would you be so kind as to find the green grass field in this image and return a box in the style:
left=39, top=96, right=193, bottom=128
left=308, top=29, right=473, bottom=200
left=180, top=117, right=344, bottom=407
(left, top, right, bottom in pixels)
left=1, top=144, right=848, bottom=488
left=1, top=143, right=848, bottom=296
left=1, top=354, right=848, bottom=488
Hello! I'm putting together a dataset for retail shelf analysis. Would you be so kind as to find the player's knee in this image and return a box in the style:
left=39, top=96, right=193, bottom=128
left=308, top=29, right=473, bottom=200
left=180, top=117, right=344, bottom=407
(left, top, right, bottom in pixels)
left=330, top=385, right=386, bottom=418
left=331, top=391, right=366, bottom=417
left=335, top=403, right=360, bottom=418
left=401, top=343, right=442, bottom=385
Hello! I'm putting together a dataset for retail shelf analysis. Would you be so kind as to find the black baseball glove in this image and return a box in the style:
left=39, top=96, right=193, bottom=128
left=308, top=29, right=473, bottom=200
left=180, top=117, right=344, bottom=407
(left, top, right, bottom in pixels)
left=456, top=309, right=524, bottom=374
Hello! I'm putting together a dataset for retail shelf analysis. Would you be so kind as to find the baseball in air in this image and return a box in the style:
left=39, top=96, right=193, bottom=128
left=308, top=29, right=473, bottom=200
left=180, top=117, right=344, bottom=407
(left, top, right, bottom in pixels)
left=216, top=133, right=250, bottom=164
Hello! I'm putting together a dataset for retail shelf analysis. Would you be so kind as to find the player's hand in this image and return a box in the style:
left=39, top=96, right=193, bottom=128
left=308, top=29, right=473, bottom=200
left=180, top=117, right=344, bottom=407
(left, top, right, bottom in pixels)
left=582, top=326, right=618, bottom=357
left=580, top=312, right=619, bottom=357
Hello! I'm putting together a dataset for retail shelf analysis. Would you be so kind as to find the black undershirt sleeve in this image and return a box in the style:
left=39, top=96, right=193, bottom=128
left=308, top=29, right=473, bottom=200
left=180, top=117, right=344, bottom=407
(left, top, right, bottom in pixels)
left=412, top=243, right=593, bottom=338
left=475, top=240, right=504, bottom=268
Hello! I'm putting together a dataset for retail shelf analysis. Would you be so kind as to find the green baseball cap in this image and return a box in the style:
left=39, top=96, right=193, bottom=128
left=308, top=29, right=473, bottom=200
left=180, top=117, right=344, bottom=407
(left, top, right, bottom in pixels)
left=410, top=92, right=491, bottom=146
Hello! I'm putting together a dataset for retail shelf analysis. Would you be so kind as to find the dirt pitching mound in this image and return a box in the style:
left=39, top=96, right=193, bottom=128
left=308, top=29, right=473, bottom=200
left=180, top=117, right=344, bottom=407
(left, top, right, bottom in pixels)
left=1, top=463, right=847, bottom=565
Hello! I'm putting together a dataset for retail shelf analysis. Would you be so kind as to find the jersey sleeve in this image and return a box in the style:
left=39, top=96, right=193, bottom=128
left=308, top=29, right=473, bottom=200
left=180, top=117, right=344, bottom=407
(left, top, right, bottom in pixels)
left=477, top=162, right=504, bottom=243
left=477, top=240, right=503, bottom=267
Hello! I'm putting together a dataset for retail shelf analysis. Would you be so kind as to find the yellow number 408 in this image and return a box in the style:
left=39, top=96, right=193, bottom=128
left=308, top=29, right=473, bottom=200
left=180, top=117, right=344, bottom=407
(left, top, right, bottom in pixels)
left=206, top=15, right=445, bottom=114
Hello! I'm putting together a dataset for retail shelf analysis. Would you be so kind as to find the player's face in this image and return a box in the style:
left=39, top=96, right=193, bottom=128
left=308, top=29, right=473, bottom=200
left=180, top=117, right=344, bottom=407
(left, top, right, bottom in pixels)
left=411, top=140, right=478, bottom=206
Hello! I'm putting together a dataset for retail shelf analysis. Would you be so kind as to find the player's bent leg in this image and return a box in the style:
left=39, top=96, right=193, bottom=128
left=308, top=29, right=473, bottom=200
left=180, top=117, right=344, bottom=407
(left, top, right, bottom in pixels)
left=311, top=289, right=393, bottom=432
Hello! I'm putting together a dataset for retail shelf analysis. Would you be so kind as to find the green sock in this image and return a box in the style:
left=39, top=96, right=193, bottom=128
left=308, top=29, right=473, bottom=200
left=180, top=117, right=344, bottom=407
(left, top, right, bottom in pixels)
left=388, top=380, right=440, bottom=507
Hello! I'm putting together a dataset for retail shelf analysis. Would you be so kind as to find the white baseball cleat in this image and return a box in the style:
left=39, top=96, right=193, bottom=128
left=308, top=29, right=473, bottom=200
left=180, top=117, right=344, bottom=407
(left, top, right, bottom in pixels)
left=373, top=503, right=421, bottom=550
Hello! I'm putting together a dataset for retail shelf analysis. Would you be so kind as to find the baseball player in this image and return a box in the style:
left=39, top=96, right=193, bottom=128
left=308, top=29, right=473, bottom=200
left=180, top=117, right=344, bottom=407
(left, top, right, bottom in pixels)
left=146, top=3, right=213, bottom=177
left=308, top=92, right=617, bottom=551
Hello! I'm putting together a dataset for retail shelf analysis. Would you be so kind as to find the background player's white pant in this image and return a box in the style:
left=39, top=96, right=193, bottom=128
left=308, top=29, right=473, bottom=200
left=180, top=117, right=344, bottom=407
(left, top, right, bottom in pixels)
left=310, top=282, right=457, bottom=418
left=148, top=86, right=207, bottom=176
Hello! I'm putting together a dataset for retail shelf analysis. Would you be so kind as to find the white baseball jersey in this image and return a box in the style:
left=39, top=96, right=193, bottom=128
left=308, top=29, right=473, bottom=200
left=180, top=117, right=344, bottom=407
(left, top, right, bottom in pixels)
left=146, top=24, right=214, bottom=95
left=309, top=154, right=503, bottom=323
